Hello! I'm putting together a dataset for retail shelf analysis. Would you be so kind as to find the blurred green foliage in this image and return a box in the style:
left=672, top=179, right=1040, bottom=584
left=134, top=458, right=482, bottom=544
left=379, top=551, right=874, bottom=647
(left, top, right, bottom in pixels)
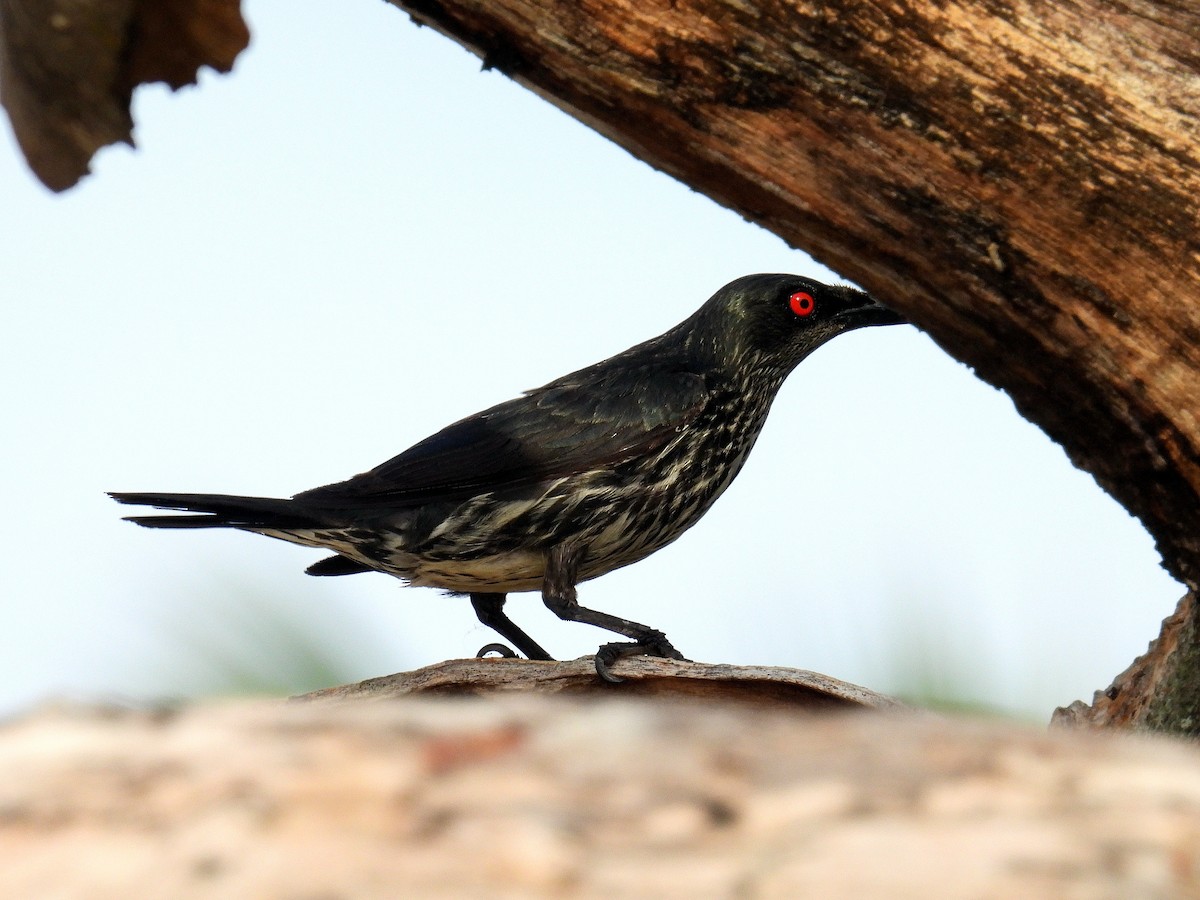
left=137, top=575, right=1023, bottom=718
left=142, top=576, right=403, bottom=699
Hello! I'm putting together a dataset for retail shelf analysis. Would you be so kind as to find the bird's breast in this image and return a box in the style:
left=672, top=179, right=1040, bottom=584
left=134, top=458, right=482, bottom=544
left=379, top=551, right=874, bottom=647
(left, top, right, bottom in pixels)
left=406, top=551, right=548, bottom=593
left=333, top=384, right=779, bottom=594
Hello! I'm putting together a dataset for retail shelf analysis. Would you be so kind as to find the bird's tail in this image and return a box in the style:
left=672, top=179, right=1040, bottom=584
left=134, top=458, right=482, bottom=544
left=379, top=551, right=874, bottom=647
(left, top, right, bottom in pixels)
left=108, top=491, right=322, bottom=530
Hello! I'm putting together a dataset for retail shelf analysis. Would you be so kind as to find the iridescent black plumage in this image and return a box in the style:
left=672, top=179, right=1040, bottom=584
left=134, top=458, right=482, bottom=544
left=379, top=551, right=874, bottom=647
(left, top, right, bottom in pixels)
left=111, top=274, right=904, bottom=679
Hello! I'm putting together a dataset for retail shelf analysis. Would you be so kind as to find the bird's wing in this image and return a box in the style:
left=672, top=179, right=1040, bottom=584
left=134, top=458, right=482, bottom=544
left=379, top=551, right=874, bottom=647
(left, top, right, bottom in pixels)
left=295, top=368, right=709, bottom=509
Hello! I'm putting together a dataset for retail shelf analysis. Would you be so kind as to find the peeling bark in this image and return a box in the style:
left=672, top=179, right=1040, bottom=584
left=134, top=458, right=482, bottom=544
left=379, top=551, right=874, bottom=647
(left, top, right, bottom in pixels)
left=293, top=656, right=906, bottom=710
left=1055, top=591, right=1200, bottom=734
left=0, top=0, right=248, bottom=191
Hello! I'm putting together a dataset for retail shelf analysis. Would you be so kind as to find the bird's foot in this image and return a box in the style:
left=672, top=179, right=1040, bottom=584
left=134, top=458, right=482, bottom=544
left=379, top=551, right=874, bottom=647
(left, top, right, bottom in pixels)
left=476, top=642, right=518, bottom=659
left=594, top=633, right=687, bottom=684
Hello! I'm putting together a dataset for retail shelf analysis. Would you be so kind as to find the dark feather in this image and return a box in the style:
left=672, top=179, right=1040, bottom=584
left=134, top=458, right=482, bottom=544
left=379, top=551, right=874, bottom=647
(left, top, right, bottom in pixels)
left=306, top=555, right=373, bottom=576
left=296, top=365, right=709, bottom=508
left=108, top=492, right=318, bottom=530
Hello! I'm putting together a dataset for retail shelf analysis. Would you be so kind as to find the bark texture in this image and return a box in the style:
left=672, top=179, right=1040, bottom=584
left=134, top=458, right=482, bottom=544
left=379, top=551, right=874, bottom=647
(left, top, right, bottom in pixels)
left=1054, top=591, right=1200, bottom=733
left=385, top=0, right=1200, bottom=731
left=2, top=696, right=1199, bottom=897
left=0, top=0, right=248, bottom=190
left=293, top=655, right=905, bottom=710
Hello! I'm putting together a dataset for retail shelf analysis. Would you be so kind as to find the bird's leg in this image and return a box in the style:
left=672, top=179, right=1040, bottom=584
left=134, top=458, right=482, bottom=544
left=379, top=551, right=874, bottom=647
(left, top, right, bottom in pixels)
left=470, top=592, right=554, bottom=661
left=542, top=543, right=687, bottom=683
left=476, top=642, right=518, bottom=659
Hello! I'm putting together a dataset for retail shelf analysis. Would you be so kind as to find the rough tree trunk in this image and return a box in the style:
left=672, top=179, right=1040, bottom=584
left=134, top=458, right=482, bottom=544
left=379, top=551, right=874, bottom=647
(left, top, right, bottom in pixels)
left=384, top=0, right=1200, bottom=732
left=3, top=693, right=1200, bottom=897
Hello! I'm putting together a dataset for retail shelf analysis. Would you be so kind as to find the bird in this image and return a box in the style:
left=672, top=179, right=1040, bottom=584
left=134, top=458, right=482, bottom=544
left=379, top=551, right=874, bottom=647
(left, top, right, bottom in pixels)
left=111, top=273, right=905, bottom=681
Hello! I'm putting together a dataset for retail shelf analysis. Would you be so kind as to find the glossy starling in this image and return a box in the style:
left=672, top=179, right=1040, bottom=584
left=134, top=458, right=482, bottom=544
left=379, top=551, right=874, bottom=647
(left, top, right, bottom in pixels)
left=111, top=274, right=904, bottom=681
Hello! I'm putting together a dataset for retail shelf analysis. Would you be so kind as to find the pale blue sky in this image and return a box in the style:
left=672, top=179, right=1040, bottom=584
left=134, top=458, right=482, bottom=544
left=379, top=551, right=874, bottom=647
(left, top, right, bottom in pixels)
left=0, top=1, right=1180, bottom=714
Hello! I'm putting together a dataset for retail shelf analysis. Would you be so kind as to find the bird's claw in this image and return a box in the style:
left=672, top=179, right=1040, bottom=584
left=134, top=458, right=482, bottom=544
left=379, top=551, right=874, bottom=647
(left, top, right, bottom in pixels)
left=476, top=642, right=518, bottom=659
left=594, top=635, right=687, bottom=683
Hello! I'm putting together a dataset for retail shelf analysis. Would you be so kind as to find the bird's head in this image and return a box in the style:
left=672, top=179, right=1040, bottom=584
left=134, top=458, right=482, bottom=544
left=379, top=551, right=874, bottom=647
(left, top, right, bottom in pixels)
left=689, top=273, right=906, bottom=376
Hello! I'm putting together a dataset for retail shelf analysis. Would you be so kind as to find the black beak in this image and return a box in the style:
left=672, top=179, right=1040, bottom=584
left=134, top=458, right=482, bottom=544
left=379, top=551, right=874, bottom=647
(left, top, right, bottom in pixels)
left=832, top=288, right=907, bottom=329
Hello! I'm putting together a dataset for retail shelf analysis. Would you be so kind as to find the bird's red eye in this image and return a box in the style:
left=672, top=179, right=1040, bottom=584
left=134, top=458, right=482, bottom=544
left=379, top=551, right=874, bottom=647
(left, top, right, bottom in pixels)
left=789, top=291, right=816, bottom=317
